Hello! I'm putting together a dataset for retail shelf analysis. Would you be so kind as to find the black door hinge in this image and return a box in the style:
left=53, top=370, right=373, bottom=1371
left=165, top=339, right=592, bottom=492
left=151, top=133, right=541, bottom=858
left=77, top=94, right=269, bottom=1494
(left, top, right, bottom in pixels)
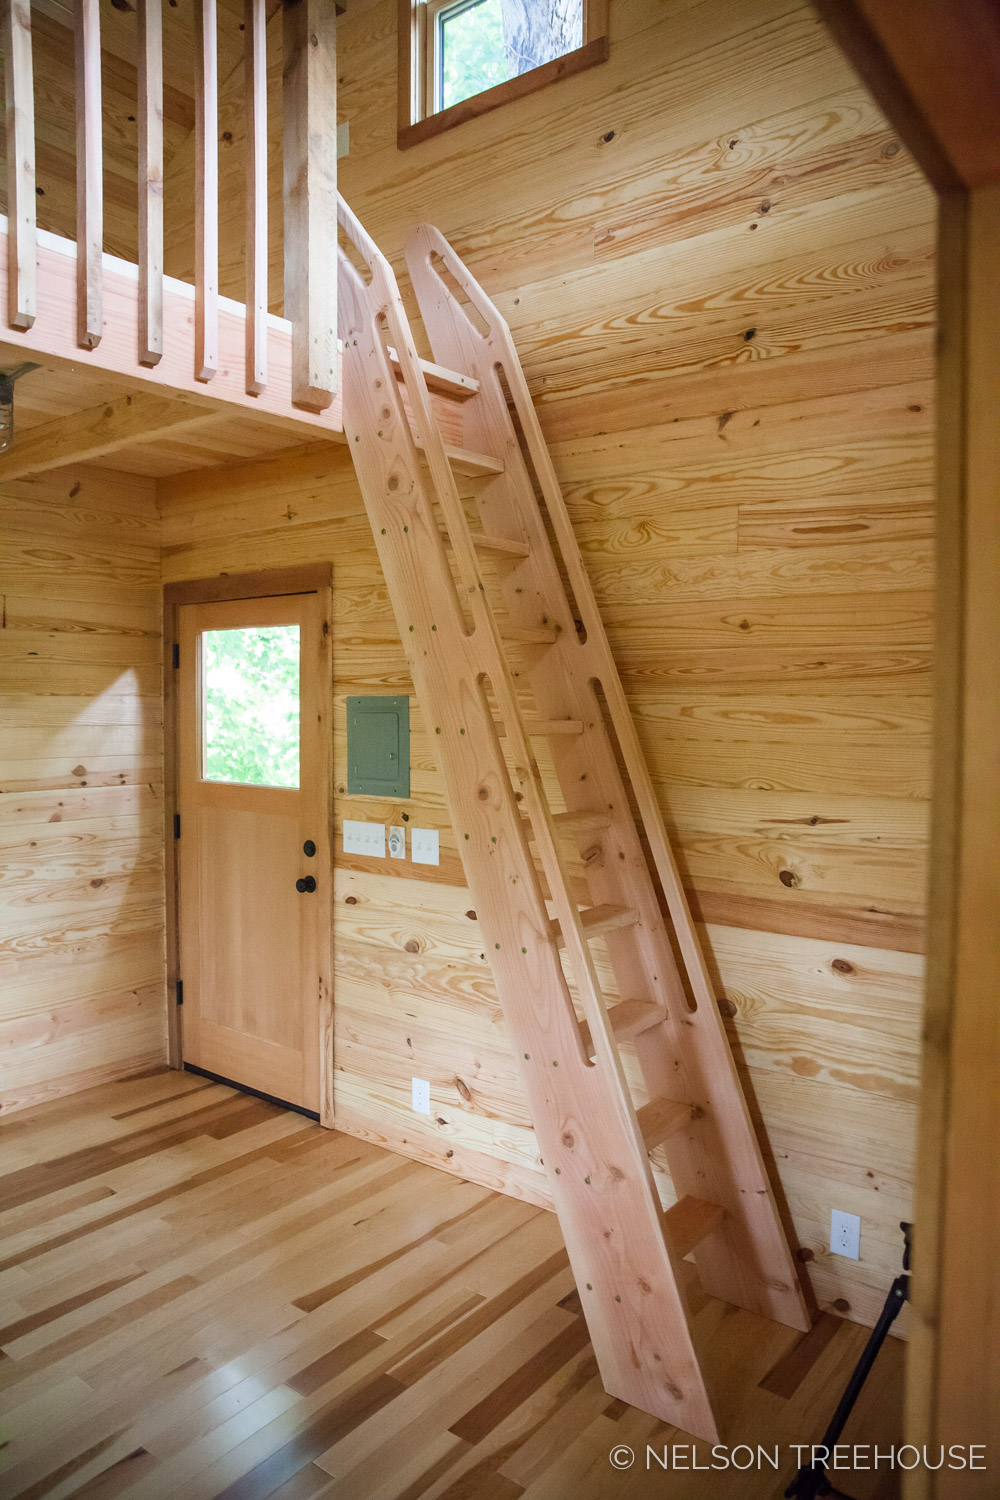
left=173, top=812, right=181, bottom=839
left=172, top=642, right=180, bottom=668
left=176, top=980, right=184, bottom=1006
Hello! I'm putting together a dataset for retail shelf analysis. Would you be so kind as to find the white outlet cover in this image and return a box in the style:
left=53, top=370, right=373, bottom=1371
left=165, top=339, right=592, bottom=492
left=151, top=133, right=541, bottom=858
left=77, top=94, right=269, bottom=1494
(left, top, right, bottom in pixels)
left=412, top=1077, right=431, bottom=1114
left=343, top=820, right=385, bottom=857
left=388, top=826, right=406, bottom=859
left=411, top=827, right=440, bottom=865
left=830, top=1209, right=861, bottom=1260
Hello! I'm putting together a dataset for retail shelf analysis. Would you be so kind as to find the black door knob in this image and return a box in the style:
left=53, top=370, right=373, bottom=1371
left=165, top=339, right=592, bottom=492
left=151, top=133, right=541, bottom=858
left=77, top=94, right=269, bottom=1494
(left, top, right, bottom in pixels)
left=295, top=876, right=317, bottom=893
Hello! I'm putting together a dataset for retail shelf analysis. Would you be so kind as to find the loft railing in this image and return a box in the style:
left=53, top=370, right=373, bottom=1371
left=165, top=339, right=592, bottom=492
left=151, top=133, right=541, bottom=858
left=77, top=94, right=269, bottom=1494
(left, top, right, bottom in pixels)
left=1, top=0, right=338, bottom=415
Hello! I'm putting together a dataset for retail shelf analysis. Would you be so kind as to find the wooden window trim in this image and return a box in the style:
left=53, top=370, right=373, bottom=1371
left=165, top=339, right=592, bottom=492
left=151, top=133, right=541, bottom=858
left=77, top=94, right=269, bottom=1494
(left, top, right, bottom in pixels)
left=398, top=0, right=609, bottom=150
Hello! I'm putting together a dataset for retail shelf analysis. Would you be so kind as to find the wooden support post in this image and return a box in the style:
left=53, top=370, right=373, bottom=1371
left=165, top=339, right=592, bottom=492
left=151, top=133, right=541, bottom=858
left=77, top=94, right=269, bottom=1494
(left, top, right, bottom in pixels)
left=193, top=0, right=218, bottom=382
left=74, top=0, right=102, bottom=349
left=282, top=0, right=337, bottom=412
left=245, top=0, right=267, bottom=395
left=137, top=0, right=163, bottom=367
left=2, top=0, right=36, bottom=331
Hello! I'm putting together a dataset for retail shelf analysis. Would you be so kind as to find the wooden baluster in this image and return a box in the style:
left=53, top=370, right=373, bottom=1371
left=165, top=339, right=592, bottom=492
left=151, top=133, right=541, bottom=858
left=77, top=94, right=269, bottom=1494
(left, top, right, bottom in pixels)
left=193, top=0, right=218, bottom=382
left=2, top=0, right=36, bottom=331
left=75, top=0, right=102, bottom=349
left=137, top=0, right=163, bottom=367
left=245, top=0, right=267, bottom=394
left=282, top=0, right=337, bottom=411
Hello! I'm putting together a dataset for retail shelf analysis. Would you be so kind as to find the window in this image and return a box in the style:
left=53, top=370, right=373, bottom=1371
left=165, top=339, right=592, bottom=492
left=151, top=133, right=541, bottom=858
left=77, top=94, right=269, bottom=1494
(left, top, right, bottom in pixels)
left=399, top=0, right=608, bottom=148
left=202, top=626, right=301, bottom=788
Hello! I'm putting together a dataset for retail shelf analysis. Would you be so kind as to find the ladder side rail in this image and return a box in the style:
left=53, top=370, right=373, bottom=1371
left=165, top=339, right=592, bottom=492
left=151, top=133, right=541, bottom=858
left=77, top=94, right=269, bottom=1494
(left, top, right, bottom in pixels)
left=337, top=198, right=652, bottom=1112
left=404, top=223, right=811, bottom=1332
left=336, top=228, right=720, bottom=1438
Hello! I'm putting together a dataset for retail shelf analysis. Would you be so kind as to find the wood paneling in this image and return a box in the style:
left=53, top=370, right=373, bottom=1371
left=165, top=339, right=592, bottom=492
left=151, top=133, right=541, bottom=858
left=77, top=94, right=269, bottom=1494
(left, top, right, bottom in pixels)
left=0, top=1073, right=906, bottom=1497
left=0, top=463, right=168, bottom=1115
left=159, top=0, right=936, bottom=1334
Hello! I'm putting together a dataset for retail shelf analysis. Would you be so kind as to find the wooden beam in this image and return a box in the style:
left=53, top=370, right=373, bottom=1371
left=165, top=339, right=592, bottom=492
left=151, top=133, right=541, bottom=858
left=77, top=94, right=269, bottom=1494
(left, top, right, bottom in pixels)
left=283, top=0, right=337, bottom=412
left=245, top=0, right=267, bottom=396
left=137, top=0, right=164, bottom=368
left=906, top=184, right=1000, bottom=1499
left=0, top=391, right=217, bottom=479
left=193, top=0, right=219, bottom=382
left=74, top=0, right=102, bottom=349
left=814, top=0, right=1000, bottom=192
left=2, top=0, right=37, bottom=331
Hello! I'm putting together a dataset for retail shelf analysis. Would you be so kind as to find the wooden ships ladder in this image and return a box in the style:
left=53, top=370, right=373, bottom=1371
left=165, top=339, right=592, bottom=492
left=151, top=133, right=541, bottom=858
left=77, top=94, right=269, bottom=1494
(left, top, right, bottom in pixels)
left=337, top=197, right=810, bottom=1441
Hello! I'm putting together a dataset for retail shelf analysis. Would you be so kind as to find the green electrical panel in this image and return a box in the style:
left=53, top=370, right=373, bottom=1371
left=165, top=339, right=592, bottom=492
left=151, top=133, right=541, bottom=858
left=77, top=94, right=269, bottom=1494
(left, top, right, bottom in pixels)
left=346, top=696, right=410, bottom=798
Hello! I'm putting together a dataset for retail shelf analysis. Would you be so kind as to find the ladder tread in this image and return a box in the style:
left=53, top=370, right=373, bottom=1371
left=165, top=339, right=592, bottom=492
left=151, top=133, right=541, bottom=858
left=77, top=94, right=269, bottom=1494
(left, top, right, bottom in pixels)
left=387, top=345, right=479, bottom=398
left=663, top=1196, right=726, bottom=1260
left=579, top=998, right=666, bottom=1059
left=502, top=624, right=559, bottom=645
left=635, top=1096, right=693, bottom=1152
left=445, top=445, right=505, bottom=477
left=551, top=806, right=614, bottom=835
left=550, top=903, right=638, bottom=948
left=445, top=531, right=530, bottom=559
left=497, top=717, right=584, bottom=738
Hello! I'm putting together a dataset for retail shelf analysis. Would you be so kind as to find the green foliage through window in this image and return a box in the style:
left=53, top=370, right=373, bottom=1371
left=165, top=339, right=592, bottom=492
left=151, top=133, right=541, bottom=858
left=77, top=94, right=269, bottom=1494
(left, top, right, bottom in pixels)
left=438, top=0, right=583, bottom=112
left=202, top=626, right=300, bottom=788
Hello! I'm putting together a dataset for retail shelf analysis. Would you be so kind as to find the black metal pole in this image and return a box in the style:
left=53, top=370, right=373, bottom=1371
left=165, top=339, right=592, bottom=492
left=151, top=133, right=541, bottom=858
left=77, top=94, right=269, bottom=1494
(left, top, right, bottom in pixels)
left=784, top=1223, right=911, bottom=1500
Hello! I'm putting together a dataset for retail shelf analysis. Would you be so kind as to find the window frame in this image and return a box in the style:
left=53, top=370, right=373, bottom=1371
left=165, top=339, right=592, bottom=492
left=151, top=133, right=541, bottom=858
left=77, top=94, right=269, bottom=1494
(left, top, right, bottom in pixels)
left=398, top=0, right=609, bottom=150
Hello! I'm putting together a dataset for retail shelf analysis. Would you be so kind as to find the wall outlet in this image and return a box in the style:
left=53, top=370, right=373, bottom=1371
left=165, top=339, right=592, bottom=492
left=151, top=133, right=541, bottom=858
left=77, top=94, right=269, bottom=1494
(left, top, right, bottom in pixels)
left=830, top=1209, right=861, bottom=1260
left=343, top=820, right=385, bottom=857
left=411, top=827, right=439, bottom=865
left=411, top=1077, right=431, bottom=1114
left=388, top=826, right=406, bottom=859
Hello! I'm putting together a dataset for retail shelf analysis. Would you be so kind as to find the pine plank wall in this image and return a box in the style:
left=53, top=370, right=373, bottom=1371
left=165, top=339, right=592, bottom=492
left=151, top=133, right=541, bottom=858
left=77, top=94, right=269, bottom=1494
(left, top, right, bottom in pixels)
left=4, top=0, right=936, bottom=1336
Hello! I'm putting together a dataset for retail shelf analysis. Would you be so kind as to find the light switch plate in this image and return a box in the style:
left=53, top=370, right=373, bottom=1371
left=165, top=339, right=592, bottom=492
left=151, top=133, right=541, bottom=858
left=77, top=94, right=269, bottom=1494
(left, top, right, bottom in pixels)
left=412, top=1077, right=431, bottom=1114
left=343, top=820, right=385, bottom=857
left=388, top=826, right=406, bottom=859
left=411, top=827, right=439, bottom=865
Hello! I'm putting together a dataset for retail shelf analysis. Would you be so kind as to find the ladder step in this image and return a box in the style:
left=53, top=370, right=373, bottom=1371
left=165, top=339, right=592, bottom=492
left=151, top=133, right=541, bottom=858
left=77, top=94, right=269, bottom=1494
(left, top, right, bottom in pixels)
left=445, top=531, right=530, bottom=559
left=664, top=1196, right=726, bottom=1259
left=496, top=717, right=584, bottom=738
left=635, top=1097, right=693, bottom=1152
left=387, top=346, right=479, bottom=398
left=502, top=625, right=559, bottom=645
left=445, top=445, right=505, bottom=477
left=551, top=807, right=613, bottom=836
left=550, top=903, right=638, bottom=948
left=579, top=998, right=665, bottom=1060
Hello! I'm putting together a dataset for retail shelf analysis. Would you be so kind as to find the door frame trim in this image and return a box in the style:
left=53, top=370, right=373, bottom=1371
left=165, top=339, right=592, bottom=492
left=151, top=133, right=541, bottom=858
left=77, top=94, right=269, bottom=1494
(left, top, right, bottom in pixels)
left=163, top=564, right=335, bottom=1124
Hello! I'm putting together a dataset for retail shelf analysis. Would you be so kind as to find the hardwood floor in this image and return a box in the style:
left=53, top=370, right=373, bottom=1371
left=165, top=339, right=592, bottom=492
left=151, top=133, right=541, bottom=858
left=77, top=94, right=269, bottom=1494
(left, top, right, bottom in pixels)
left=0, top=1070, right=903, bottom=1499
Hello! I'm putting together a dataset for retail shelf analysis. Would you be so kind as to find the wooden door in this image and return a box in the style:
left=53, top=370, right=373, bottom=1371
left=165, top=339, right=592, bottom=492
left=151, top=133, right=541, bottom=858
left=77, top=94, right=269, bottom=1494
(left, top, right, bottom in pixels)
left=176, top=588, right=331, bottom=1115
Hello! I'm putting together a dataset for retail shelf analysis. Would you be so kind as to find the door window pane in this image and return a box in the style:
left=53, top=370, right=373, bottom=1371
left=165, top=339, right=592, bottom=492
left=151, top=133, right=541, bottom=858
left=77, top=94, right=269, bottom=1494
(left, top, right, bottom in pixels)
left=202, top=626, right=300, bottom=788
left=438, top=0, right=583, bottom=112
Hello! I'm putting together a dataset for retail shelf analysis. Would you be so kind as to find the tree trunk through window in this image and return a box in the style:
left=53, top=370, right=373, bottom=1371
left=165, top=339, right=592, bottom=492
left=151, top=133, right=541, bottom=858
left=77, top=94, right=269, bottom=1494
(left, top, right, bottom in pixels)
left=499, top=0, right=581, bottom=76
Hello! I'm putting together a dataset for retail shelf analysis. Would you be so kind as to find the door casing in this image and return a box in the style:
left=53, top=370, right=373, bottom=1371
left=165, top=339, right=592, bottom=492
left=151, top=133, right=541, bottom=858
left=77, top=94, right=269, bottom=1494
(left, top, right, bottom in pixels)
left=163, top=565, right=334, bottom=1125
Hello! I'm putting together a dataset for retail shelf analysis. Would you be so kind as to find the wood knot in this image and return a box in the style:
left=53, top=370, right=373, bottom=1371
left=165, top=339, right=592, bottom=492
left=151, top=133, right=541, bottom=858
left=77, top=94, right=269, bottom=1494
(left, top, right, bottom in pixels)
left=404, top=938, right=420, bottom=953
left=465, top=910, right=477, bottom=920
left=90, top=878, right=104, bottom=888
left=832, top=1298, right=850, bottom=1313
left=638, top=1278, right=652, bottom=1294
left=387, top=475, right=399, bottom=491
left=832, top=958, right=854, bottom=974
left=665, top=1381, right=684, bottom=1402
left=794, top=1247, right=815, bottom=1263
left=345, top=895, right=357, bottom=905
left=71, top=765, right=87, bottom=778
left=717, top=997, right=737, bottom=1018
left=608, top=1165, right=625, bottom=1181
left=455, top=1077, right=472, bottom=1102
left=561, top=1131, right=575, bottom=1148
left=778, top=868, right=800, bottom=887
left=477, top=786, right=489, bottom=801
